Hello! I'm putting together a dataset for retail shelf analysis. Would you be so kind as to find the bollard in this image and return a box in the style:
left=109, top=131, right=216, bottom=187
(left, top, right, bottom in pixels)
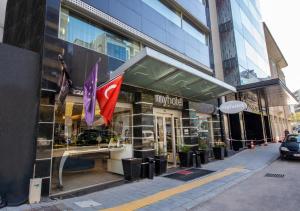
left=192, top=153, right=197, bottom=168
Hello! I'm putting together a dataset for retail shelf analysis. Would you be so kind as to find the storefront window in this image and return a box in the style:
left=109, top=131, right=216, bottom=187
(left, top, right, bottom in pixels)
left=59, top=8, right=141, bottom=62
left=51, top=95, right=133, bottom=194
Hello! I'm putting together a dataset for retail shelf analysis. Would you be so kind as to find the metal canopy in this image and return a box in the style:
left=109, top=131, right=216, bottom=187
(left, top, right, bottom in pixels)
left=237, top=78, right=298, bottom=107
left=111, top=47, right=236, bottom=102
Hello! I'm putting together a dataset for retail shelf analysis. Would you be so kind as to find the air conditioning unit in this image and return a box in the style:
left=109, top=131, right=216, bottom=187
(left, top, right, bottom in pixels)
left=29, top=178, right=42, bottom=204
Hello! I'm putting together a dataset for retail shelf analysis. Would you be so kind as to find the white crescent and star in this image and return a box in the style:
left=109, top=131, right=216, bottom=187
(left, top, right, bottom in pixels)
left=104, top=84, right=117, bottom=99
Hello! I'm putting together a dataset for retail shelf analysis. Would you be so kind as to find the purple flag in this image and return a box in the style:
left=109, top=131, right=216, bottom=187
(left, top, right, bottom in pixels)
left=83, top=62, right=98, bottom=126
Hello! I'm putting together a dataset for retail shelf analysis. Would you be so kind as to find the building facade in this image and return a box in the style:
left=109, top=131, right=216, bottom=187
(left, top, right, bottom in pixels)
left=263, top=23, right=294, bottom=140
left=2, top=0, right=236, bottom=203
left=1, top=0, right=297, bottom=205
left=215, top=0, right=296, bottom=144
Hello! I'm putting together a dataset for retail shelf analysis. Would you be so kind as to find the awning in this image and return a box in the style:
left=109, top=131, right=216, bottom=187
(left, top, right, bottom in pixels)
left=237, top=78, right=298, bottom=107
left=110, top=47, right=236, bottom=102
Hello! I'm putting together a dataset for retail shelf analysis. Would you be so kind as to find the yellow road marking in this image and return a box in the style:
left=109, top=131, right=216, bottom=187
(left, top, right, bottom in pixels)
left=101, top=166, right=243, bottom=211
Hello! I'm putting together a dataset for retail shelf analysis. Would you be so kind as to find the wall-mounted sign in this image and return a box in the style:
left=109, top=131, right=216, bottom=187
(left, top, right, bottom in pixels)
left=154, top=94, right=183, bottom=109
left=240, top=91, right=260, bottom=113
left=219, top=100, right=247, bottom=114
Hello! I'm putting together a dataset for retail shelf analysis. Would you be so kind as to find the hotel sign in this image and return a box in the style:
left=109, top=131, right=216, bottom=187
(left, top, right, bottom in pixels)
left=220, top=101, right=248, bottom=114
left=154, top=94, right=183, bottom=109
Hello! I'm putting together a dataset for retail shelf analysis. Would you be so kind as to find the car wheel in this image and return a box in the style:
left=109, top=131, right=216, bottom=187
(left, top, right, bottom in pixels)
left=280, top=155, right=285, bottom=160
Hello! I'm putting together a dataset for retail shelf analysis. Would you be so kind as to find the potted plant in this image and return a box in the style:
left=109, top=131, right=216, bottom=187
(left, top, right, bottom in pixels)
left=213, top=141, right=225, bottom=160
left=178, top=145, right=193, bottom=167
left=198, top=141, right=209, bottom=164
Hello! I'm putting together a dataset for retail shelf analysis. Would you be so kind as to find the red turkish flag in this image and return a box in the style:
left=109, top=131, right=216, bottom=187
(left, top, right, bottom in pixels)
left=96, top=75, right=123, bottom=125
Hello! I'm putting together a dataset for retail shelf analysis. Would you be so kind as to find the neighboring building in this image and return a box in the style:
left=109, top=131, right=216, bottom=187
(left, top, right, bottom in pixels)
left=293, top=89, right=300, bottom=113
left=263, top=22, right=294, bottom=140
left=0, top=0, right=7, bottom=42
left=215, top=0, right=297, bottom=144
left=1, top=0, right=235, bottom=204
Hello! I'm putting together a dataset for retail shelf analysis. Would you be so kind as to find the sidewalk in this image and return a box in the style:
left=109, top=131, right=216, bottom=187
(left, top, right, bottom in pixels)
left=4, top=143, right=280, bottom=211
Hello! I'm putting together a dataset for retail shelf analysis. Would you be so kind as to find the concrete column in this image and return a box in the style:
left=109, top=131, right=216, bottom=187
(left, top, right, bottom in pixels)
left=208, top=0, right=224, bottom=81
left=132, top=92, right=154, bottom=150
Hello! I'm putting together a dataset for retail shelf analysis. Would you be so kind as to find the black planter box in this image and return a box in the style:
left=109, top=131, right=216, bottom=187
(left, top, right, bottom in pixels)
left=199, top=150, right=209, bottom=164
left=154, top=155, right=167, bottom=175
left=213, top=147, right=225, bottom=160
left=178, top=151, right=193, bottom=167
left=134, top=149, right=155, bottom=162
left=122, top=158, right=142, bottom=181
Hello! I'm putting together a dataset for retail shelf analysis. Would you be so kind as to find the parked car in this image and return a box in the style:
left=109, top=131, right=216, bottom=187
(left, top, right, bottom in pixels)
left=77, top=128, right=117, bottom=147
left=280, top=134, right=300, bottom=160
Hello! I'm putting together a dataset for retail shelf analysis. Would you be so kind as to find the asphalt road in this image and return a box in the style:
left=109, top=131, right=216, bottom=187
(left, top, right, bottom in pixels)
left=192, top=158, right=300, bottom=211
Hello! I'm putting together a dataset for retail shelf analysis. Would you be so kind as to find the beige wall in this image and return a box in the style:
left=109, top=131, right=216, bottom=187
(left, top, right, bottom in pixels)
left=0, top=0, right=7, bottom=42
left=208, top=0, right=224, bottom=81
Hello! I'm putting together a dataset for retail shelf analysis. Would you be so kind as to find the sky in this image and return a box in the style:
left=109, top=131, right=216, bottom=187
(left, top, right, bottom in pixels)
left=260, top=0, right=300, bottom=92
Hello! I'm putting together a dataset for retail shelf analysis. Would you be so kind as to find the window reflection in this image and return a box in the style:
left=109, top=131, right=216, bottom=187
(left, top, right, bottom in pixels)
left=53, top=96, right=132, bottom=149
left=59, top=8, right=141, bottom=62
left=182, top=17, right=207, bottom=45
left=142, top=0, right=181, bottom=27
left=142, top=0, right=208, bottom=45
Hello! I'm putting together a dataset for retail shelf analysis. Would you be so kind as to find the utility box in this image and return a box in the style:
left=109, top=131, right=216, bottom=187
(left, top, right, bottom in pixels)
left=29, top=178, right=42, bottom=204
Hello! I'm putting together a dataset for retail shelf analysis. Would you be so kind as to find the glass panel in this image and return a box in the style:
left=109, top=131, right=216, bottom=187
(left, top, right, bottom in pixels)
left=36, top=140, right=53, bottom=159
left=155, top=116, right=165, bottom=156
left=149, top=70, right=200, bottom=94
left=174, top=118, right=182, bottom=149
left=39, top=105, right=54, bottom=122
left=174, top=117, right=182, bottom=164
left=38, top=123, right=54, bottom=141
left=142, top=0, right=181, bottom=27
left=182, top=17, right=207, bottom=45
left=165, top=117, right=174, bottom=164
left=124, top=57, right=177, bottom=87
left=51, top=96, right=132, bottom=194
left=59, top=8, right=141, bottom=62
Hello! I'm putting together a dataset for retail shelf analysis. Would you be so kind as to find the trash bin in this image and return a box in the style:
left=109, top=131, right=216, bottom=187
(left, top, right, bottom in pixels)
left=147, top=157, right=155, bottom=179
left=122, top=158, right=142, bottom=181
left=154, top=155, right=167, bottom=175
left=195, top=151, right=201, bottom=168
left=140, top=162, right=148, bottom=178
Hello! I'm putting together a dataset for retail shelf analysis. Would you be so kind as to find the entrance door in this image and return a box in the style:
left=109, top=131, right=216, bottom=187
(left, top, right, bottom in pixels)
left=154, top=108, right=182, bottom=168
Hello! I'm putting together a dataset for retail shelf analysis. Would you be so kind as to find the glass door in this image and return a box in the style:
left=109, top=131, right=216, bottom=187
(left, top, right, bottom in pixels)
left=165, top=117, right=175, bottom=166
left=154, top=109, right=182, bottom=168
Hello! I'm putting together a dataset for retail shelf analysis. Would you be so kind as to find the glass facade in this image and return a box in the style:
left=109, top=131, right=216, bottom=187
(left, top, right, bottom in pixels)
left=142, top=0, right=181, bottom=27
left=217, top=0, right=271, bottom=86
left=59, top=8, right=141, bottom=62
left=142, top=0, right=208, bottom=45
left=228, top=0, right=271, bottom=85
left=51, top=95, right=133, bottom=193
